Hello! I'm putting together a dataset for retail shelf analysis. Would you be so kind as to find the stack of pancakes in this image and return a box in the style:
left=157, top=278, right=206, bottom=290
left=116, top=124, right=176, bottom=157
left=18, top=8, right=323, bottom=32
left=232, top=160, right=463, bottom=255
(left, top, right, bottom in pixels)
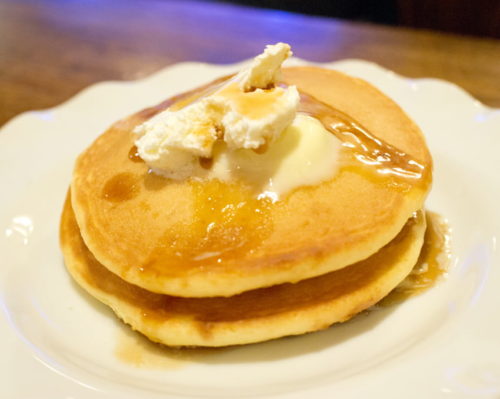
left=60, top=66, right=432, bottom=347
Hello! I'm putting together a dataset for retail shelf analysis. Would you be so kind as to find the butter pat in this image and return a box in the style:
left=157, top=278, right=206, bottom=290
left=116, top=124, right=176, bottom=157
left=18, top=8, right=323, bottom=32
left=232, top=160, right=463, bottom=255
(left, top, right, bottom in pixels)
left=211, top=114, right=342, bottom=198
left=133, top=43, right=299, bottom=179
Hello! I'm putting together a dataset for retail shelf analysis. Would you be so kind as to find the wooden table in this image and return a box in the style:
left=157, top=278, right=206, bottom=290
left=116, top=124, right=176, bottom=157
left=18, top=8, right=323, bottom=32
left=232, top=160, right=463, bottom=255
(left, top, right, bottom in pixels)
left=1, top=0, right=499, bottom=127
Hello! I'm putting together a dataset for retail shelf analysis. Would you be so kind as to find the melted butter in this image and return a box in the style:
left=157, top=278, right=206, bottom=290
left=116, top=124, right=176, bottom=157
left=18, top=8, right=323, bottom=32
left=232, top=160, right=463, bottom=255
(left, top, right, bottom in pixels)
left=381, top=211, right=451, bottom=306
left=208, top=114, right=342, bottom=198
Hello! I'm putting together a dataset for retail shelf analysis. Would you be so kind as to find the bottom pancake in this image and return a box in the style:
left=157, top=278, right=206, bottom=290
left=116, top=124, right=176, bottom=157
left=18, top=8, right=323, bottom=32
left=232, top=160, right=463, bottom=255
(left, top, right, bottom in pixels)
left=60, top=194, right=426, bottom=347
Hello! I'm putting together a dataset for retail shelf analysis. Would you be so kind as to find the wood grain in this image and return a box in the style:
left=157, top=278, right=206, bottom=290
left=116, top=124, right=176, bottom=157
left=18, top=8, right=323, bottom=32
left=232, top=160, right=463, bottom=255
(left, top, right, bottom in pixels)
left=1, top=0, right=499, bottom=127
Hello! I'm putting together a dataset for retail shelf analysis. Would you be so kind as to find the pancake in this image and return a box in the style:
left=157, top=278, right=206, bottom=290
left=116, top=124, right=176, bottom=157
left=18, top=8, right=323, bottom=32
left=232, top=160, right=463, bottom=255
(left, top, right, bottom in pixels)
left=61, top=193, right=427, bottom=347
left=70, top=66, right=432, bottom=297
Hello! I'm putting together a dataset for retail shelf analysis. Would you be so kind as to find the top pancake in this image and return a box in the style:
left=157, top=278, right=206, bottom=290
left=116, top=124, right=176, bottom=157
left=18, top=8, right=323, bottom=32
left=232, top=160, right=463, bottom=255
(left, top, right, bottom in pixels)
left=71, top=66, right=432, bottom=297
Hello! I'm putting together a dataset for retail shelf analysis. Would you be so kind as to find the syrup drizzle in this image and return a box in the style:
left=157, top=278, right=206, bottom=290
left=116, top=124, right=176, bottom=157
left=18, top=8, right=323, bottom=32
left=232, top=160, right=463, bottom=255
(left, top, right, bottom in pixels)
left=102, top=172, right=140, bottom=202
left=142, top=180, right=273, bottom=271
left=121, top=74, right=433, bottom=278
left=128, top=145, right=143, bottom=163
left=297, top=91, right=429, bottom=189
left=380, top=211, right=451, bottom=306
left=134, top=76, right=430, bottom=194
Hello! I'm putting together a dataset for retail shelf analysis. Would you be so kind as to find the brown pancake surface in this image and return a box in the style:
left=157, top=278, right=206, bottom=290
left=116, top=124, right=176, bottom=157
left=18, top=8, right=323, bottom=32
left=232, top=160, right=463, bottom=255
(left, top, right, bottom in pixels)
left=61, top=194, right=426, bottom=347
left=70, top=66, right=432, bottom=297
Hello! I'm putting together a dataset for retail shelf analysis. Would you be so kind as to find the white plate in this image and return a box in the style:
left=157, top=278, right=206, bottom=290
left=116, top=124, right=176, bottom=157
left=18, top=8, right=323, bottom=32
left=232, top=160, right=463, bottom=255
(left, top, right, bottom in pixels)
left=1, top=59, right=499, bottom=399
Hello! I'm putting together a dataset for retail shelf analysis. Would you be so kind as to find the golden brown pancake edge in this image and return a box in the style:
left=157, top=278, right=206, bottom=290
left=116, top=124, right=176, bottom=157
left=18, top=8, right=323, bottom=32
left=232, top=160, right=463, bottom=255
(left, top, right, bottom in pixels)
left=70, top=66, right=433, bottom=298
left=61, top=193, right=427, bottom=347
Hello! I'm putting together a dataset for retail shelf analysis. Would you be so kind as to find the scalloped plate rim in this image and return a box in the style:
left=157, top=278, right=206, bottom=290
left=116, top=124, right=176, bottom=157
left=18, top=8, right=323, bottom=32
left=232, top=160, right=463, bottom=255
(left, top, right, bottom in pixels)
left=0, top=58, right=499, bottom=399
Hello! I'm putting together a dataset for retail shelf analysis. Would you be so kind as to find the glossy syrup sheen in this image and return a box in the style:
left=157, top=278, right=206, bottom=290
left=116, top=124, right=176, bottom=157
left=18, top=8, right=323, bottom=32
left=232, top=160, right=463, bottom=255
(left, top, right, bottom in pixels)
left=66, top=197, right=422, bottom=325
left=135, top=76, right=431, bottom=195
left=297, top=91, right=431, bottom=193
left=119, top=76, right=431, bottom=274
left=108, top=211, right=449, bottom=366
left=142, top=180, right=273, bottom=271
left=381, top=211, right=451, bottom=305
left=64, top=198, right=440, bottom=351
left=102, top=172, right=140, bottom=202
left=128, top=145, right=142, bottom=162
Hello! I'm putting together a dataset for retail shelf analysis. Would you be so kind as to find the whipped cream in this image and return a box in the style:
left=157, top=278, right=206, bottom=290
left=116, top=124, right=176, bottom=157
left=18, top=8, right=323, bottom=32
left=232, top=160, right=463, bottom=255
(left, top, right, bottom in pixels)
left=215, top=80, right=299, bottom=150
left=237, top=42, right=292, bottom=91
left=134, top=99, right=221, bottom=179
left=134, top=43, right=299, bottom=179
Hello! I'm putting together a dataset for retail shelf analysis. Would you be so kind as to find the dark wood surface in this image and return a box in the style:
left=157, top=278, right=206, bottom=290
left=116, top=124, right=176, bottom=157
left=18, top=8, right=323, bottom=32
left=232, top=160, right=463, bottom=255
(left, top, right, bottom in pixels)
left=1, top=0, right=500, bottom=127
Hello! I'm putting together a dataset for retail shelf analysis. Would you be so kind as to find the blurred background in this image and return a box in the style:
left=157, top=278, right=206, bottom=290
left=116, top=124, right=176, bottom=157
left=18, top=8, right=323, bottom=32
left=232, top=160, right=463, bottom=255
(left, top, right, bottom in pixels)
left=2, top=0, right=499, bottom=125
left=213, top=0, right=500, bottom=38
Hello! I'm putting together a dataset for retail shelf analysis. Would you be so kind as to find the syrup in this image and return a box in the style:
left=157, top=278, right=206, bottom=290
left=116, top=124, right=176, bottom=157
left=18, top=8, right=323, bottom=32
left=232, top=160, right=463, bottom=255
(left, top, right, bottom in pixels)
left=115, top=328, right=198, bottom=369
left=127, top=76, right=433, bottom=276
left=128, top=145, right=143, bottom=163
left=102, top=172, right=140, bottom=202
left=198, top=157, right=213, bottom=169
left=381, top=211, right=451, bottom=305
left=297, top=91, right=431, bottom=193
left=142, top=180, right=273, bottom=273
left=155, top=77, right=430, bottom=194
